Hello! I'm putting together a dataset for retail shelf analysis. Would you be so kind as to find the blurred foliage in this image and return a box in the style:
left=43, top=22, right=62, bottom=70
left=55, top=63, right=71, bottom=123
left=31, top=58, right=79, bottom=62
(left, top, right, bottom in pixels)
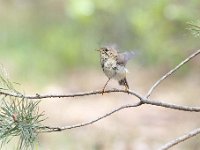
left=188, top=21, right=200, bottom=37
left=0, top=0, right=199, bottom=82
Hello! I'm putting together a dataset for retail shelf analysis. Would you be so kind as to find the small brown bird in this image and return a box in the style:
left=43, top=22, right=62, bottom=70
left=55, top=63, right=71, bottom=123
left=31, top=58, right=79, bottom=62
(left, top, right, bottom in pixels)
left=97, top=46, right=135, bottom=94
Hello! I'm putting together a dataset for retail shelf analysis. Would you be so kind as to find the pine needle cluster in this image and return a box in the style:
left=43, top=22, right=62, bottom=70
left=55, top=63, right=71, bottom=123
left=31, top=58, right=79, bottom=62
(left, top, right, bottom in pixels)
left=0, top=67, right=45, bottom=150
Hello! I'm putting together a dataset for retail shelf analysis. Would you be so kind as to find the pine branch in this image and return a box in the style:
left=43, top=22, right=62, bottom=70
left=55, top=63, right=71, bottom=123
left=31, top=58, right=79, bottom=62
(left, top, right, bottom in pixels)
left=0, top=69, right=45, bottom=150
left=0, top=96, right=45, bottom=150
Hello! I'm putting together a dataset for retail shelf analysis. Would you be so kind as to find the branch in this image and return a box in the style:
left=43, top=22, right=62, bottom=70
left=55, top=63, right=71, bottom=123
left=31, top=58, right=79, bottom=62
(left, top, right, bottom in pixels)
left=160, top=128, right=200, bottom=150
left=142, top=99, right=200, bottom=112
left=0, top=89, right=142, bottom=100
left=1, top=89, right=200, bottom=112
left=146, top=49, right=200, bottom=98
left=41, top=101, right=142, bottom=132
left=36, top=89, right=200, bottom=133
left=41, top=97, right=200, bottom=132
left=2, top=88, right=200, bottom=134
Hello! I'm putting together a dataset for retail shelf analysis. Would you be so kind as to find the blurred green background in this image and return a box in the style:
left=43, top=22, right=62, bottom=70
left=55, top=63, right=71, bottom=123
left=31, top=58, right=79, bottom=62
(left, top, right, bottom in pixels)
left=0, top=0, right=200, bottom=150
left=0, top=0, right=200, bottom=84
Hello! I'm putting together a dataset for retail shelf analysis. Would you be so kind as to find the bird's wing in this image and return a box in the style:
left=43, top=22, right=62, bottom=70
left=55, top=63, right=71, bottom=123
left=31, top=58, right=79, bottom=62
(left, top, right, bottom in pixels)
left=117, top=51, right=135, bottom=65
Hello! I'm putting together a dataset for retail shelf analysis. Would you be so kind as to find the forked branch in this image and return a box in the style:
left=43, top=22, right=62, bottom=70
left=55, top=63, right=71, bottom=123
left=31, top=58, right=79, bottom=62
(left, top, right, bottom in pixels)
left=41, top=101, right=142, bottom=132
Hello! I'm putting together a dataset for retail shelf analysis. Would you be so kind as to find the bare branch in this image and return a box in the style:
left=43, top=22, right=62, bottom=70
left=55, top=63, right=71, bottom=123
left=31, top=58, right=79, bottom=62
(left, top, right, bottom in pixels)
left=40, top=97, right=200, bottom=133
left=0, top=89, right=142, bottom=100
left=160, top=128, right=200, bottom=150
left=1, top=89, right=200, bottom=112
left=146, top=49, right=200, bottom=98
left=142, top=100, right=200, bottom=112
left=40, top=101, right=142, bottom=132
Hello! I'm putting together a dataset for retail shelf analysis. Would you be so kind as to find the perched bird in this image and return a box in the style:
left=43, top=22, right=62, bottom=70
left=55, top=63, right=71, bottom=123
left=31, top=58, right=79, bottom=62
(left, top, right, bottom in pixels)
left=97, top=46, right=135, bottom=94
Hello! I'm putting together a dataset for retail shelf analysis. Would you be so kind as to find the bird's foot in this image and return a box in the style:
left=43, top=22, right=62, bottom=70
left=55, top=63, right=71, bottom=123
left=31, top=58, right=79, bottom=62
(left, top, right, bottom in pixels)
left=125, top=86, right=129, bottom=94
left=101, top=89, right=105, bottom=95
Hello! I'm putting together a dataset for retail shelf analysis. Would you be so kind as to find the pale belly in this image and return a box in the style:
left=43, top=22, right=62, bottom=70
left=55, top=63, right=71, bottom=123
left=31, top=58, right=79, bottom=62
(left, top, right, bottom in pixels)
left=103, top=59, right=127, bottom=80
left=114, top=66, right=127, bottom=80
left=103, top=67, right=116, bottom=78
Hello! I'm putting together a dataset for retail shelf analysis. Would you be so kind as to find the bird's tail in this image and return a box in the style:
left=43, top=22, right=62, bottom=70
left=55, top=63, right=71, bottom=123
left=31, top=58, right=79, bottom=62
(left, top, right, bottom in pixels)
left=118, top=78, right=129, bottom=89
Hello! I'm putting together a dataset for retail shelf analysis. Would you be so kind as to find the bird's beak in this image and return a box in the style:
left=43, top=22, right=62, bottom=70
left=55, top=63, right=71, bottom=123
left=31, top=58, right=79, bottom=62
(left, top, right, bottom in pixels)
left=96, top=49, right=100, bottom=52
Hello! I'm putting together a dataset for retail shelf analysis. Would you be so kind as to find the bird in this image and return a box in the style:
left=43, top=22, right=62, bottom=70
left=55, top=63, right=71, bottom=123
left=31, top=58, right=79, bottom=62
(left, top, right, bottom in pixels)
left=97, top=46, right=135, bottom=94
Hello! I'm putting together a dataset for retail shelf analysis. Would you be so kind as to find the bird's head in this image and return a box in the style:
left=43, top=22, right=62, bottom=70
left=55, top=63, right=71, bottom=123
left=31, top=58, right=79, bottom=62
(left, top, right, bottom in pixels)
left=96, top=47, right=118, bottom=58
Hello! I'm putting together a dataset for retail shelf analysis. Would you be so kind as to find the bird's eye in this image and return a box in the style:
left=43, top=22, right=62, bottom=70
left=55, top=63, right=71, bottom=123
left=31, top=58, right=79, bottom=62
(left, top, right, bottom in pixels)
left=105, top=49, right=108, bottom=52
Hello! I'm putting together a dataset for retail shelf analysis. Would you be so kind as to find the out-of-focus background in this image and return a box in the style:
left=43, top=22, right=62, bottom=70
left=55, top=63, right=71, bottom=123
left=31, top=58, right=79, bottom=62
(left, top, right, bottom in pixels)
left=0, top=0, right=200, bottom=149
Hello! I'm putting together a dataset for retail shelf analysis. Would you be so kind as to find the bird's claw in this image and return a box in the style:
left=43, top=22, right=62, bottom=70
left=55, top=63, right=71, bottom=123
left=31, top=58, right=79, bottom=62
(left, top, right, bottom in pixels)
left=101, top=89, right=105, bottom=95
left=125, top=86, right=129, bottom=94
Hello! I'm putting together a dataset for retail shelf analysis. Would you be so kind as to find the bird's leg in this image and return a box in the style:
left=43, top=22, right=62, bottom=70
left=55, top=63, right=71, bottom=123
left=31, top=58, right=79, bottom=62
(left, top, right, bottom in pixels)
left=125, top=84, right=129, bottom=94
left=102, top=78, right=110, bottom=95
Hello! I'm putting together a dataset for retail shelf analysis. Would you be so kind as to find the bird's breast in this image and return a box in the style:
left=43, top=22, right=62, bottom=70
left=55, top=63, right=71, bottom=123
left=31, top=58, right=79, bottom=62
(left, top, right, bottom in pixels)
left=103, top=59, right=117, bottom=78
left=103, top=59, right=127, bottom=80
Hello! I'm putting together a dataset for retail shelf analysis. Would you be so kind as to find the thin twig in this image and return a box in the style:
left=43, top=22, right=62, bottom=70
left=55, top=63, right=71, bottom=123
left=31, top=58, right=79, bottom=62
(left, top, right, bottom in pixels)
left=41, top=97, right=200, bottom=132
left=37, top=90, right=200, bottom=133
left=146, top=49, right=200, bottom=98
left=160, top=128, right=200, bottom=150
left=40, top=101, right=143, bottom=132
